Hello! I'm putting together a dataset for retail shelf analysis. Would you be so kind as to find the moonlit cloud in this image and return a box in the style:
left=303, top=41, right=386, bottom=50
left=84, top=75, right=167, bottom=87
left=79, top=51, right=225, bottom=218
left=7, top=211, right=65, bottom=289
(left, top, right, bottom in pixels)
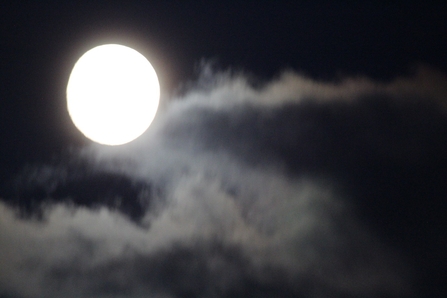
left=1, top=65, right=446, bottom=297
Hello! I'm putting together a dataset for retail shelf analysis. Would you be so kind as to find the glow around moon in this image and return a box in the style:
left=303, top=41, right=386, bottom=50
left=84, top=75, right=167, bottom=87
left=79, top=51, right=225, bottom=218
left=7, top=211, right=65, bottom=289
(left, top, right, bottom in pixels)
left=67, top=44, right=160, bottom=146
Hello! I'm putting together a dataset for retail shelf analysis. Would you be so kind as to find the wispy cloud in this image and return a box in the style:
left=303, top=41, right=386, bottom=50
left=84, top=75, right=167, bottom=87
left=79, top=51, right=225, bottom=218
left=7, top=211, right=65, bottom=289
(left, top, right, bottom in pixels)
left=2, top=65, right=446, bottom=297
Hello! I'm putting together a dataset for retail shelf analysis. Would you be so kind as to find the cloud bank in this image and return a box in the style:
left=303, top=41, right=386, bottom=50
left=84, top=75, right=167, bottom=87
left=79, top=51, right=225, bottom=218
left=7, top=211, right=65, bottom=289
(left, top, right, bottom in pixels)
left=1, top=65, right=447, bottom=297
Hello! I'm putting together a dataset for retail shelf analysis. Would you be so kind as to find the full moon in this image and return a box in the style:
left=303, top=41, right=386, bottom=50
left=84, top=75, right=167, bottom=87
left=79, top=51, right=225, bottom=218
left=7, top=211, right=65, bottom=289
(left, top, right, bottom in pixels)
left=67, top=44, right=160, bottom=145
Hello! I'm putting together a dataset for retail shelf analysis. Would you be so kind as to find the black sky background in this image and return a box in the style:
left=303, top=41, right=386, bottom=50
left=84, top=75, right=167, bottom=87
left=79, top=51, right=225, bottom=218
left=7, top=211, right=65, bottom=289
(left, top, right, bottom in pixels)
left=1, top=1, right=447, bottom=298
left=1, top=1, right=447, bottom=181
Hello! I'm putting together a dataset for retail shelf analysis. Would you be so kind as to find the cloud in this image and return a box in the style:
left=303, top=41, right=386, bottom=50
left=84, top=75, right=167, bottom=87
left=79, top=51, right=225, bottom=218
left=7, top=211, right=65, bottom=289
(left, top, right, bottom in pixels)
left=1, top=65, right=447, bottom=297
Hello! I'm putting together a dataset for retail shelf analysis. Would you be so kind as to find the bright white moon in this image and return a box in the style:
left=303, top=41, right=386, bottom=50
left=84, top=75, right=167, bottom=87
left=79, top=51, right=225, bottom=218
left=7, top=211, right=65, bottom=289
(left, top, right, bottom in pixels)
left=67, top=44, right=160, bottom=145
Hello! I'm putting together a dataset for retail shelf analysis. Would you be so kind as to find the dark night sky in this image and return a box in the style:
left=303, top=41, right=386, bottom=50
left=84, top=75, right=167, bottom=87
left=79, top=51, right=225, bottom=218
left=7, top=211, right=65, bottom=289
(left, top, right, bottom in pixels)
left=1, top=1, right=446, bottom=171
left=1, top=1, right=447, bottom=298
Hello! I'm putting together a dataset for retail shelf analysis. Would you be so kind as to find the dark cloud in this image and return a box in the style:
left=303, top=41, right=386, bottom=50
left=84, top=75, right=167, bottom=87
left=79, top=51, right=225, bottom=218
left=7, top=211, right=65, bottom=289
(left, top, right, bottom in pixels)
left=1, top=67, right=446, bottom=297
left=5, top=164, right=162, bottom=222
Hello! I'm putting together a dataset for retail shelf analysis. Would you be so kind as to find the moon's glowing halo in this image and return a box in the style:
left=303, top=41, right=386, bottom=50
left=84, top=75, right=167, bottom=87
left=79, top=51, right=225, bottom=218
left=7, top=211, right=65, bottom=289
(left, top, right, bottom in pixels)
left=67, top=44, right=160, bottom=146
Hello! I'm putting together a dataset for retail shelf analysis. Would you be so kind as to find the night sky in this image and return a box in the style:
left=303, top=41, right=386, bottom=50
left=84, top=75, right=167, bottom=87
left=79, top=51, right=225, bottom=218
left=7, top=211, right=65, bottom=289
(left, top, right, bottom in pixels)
left=1, top=1, right=447, bottom=298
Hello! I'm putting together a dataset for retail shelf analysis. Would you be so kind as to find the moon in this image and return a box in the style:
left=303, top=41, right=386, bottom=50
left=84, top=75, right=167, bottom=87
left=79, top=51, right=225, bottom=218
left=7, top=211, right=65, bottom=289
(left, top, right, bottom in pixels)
left=67, top=44, right=160, bottom=146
